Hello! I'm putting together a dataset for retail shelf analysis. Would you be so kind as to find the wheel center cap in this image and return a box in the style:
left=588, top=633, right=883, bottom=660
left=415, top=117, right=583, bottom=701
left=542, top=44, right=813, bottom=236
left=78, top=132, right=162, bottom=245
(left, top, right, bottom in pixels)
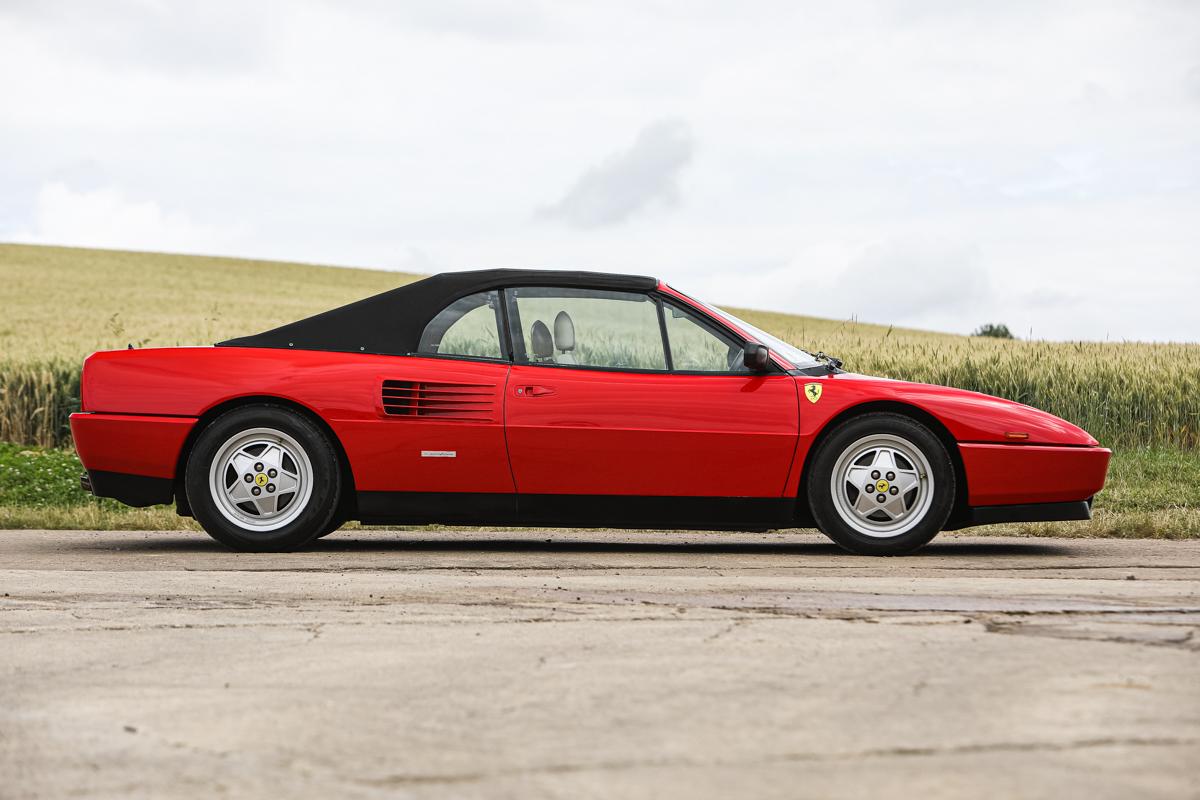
left=255, top=473, right=268, bottom=487
left=876, top=479, right=890, bottom=493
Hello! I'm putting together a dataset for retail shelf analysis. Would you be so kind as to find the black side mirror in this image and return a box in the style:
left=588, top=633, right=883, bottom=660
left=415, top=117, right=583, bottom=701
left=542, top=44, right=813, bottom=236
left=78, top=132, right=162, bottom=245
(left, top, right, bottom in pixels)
left=743, top=342, right=771, bottom=372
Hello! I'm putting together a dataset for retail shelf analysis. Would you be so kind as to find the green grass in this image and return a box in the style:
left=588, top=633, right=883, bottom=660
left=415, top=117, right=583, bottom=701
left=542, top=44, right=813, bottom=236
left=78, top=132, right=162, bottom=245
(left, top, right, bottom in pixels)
left=0, top=442, right=195, bottom=530
left=2, top=443, right=1195, bottom=538
left=0, top=442, right=95, bottom=506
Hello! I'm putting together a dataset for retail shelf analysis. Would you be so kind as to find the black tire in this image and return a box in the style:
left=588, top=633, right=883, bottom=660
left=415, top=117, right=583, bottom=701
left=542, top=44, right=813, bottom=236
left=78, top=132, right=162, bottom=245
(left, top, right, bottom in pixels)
left=806, top=413, right=955, bottom=556
left=185, top=405, right=341, bottom=552
left=315, top=515, right=344, bottom=539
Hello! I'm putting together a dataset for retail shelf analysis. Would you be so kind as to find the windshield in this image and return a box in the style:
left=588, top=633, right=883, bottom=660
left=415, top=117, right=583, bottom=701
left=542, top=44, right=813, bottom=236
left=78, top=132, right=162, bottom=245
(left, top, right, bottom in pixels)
left=674, top=291, right=821, bottom=369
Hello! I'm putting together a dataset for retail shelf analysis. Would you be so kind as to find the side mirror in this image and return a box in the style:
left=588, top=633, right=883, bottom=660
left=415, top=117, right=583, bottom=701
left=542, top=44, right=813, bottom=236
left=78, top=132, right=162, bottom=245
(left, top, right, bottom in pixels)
left=743, top=342, right=771, bottom=372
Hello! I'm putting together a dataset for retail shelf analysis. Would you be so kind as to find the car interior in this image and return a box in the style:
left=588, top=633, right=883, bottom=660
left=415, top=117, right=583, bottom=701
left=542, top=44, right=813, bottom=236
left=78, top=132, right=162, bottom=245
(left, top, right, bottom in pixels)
left=528, top=311, right=577, bottom=365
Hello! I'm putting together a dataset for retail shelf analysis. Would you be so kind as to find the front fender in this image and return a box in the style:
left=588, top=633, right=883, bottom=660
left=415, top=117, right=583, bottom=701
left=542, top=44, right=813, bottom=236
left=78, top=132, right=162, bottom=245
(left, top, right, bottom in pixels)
left=782, top=372, right=1101, bottom=498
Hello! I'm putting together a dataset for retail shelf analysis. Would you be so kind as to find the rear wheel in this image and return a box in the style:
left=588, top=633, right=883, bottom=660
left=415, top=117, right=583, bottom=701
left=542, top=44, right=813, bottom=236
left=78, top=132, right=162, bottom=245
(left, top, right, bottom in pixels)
left=185, top=405, right=340, bottom=551
left=807, top=413, right=955, bottom=555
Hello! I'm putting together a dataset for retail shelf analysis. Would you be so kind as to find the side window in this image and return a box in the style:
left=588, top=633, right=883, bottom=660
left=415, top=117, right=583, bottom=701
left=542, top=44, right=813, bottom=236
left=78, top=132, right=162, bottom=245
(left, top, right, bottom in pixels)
left=507, top=287, right=667, bottom=370
left=663, top=302, right=747, bottom=373
left=418, top=291, right=504, bottom=360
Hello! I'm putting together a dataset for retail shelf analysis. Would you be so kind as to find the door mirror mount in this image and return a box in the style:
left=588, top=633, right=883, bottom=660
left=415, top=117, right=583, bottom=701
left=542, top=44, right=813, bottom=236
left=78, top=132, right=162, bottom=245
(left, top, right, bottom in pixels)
left=743, top=343, right=771, bottom=372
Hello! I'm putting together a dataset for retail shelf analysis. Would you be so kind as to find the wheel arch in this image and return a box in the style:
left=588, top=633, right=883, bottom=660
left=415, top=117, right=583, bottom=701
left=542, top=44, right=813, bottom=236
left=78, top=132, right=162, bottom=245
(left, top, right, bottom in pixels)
left=797, top=400, right=970, bottom=528
left=173, top=395, right=357, bottom=520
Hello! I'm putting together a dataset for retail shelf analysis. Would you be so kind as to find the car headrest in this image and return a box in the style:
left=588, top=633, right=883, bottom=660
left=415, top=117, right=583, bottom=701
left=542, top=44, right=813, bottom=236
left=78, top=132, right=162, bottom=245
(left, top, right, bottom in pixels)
left=530, top=320, right=554, bottom=359
left=553, top=311, right=575, bottom=352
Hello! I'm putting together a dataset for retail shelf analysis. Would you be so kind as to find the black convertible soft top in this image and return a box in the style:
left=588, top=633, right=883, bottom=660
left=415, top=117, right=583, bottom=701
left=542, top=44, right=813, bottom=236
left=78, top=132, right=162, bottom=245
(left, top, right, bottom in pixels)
left=217, top=268, right=658, bottom=357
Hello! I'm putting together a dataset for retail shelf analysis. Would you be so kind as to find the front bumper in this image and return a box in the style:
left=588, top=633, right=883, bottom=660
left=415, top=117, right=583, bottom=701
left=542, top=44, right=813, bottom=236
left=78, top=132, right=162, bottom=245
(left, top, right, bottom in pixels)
left=959, top=443, right=1111, bottom=506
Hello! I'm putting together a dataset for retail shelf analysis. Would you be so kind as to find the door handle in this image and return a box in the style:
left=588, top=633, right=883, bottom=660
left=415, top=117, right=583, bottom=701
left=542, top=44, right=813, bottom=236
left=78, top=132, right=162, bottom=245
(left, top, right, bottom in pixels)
left=516, top=385, right=556, bottom=397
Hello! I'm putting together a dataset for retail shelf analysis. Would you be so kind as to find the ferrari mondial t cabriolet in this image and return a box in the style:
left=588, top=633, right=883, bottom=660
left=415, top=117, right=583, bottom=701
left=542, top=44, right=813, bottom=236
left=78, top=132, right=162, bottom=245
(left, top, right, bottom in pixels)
left=71, top=269, right=1110, bottom=554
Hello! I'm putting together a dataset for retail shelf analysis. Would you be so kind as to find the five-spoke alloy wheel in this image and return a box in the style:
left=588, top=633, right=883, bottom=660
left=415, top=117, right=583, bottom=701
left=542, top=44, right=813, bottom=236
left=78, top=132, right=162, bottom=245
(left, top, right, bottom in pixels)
left=808, top=413, right=955, bottom=555
left=186, top=405, right=341, bottom=551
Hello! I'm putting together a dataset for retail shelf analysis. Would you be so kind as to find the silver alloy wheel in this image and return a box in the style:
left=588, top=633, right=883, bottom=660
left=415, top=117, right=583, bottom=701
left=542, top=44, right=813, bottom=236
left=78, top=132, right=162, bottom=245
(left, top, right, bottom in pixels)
left=207, top=427, right=313, bottom=533
left=829, top=433, right=934, bottom=538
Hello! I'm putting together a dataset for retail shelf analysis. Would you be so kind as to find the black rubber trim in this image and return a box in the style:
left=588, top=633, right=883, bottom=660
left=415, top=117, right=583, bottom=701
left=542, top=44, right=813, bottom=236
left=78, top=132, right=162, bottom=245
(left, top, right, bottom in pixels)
left=85, top=470, right=175, bottom=508
left=519, top=494, right=794, bottom=529
left=357, top=492, right=518, bottom=525
left=953, top=499, right=1093, bottom=529
left=356, top=492, right=795, bottom=530
left=788, top=365, right=843, bottom=376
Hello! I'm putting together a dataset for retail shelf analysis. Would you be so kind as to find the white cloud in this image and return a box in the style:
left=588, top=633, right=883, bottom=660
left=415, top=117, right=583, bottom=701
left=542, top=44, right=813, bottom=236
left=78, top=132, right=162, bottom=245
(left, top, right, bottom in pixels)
left=1, top=1, right=1198, bottom=340
left=539, top=120, right=695, bottom=228
left=1188, top=64, right=1200, bottom=104
left=12, top=182, right=241, bottom=255
left=833, top=240, right=991, bottom=331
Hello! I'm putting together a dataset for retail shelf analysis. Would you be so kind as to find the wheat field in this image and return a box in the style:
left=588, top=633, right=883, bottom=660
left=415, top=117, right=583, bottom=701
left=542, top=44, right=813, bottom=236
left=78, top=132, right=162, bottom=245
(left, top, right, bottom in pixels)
left=1, top=243, right=1198, bottom=450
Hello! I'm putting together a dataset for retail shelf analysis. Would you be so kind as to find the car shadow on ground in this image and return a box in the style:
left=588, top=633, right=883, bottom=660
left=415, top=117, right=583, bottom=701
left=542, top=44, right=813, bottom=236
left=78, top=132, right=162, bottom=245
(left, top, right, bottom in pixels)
left=312, top=537, right=1074, bottom=558
left=46, top=532, right=1075, bottom=558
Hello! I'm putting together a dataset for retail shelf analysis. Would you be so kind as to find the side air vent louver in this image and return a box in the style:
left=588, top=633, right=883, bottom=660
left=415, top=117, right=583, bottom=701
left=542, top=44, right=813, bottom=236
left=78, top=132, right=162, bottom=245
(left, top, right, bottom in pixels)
left=381, top=380, right=496, bottom=422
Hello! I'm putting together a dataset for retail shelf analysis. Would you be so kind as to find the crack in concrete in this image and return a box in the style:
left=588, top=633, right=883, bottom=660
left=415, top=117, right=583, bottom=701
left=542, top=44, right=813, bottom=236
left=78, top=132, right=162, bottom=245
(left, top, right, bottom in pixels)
left=0, top=613, right=709, bottom=636
left=355, top=735, right=1200, bottom=786
left=6, top=598, right=1198, bottom=639
left=983, top=620, right=1199, bottom=651
left=703, top=618, right=749, bottom=642
left=721, top=604, right=1200, bottom=618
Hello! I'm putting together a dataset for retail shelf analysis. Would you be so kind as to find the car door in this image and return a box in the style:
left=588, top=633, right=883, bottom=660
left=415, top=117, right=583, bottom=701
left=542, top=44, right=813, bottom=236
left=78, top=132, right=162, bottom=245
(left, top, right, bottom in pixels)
left=341, top=290, right=515, bottom=508
left=502, top=286, right=799, bottom=509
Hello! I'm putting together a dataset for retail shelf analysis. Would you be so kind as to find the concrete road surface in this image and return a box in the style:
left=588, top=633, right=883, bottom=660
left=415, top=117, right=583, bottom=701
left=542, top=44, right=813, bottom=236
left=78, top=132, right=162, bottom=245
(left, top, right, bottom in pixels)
left=1, top=529, right=1198, bottom=799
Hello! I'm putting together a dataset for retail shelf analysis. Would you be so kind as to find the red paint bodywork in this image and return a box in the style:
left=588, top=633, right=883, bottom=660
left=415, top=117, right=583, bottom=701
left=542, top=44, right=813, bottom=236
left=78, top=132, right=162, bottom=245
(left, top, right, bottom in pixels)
left=958, top=444, right=1111, bottom=505
left=505, top=365, right=798, bottom=496
left=76, top=349, right=515, bottom=494
left=70, top=413, right=194, bottom=479
left=776, top=371, right=1107, bottom=503
left=70, top=281, right=1111, bottom=517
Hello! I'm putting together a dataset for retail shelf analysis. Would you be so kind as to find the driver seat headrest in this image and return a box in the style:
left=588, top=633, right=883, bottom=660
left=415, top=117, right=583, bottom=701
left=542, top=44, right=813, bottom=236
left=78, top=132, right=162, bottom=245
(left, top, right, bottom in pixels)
left=530, top=320, right=554, bottom=361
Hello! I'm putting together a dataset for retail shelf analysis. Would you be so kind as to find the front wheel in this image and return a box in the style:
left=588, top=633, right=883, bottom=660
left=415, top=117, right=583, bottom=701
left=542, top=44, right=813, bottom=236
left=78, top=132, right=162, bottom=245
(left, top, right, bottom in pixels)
left=315, top=514, right=345, bottom=539
left=807, top=413, right=955, bottom=555
left=185, top=405, right=341, bottom=552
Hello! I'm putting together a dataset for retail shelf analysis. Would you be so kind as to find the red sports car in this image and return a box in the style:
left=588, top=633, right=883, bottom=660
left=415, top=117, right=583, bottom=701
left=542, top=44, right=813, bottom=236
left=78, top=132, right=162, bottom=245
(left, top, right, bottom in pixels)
left=71, top=269, right=1110, bottom=554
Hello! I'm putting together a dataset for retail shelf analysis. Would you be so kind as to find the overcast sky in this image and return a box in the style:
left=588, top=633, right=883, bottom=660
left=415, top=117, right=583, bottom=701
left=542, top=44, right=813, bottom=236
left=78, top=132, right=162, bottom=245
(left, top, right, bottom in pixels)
left=2, top=1, right=1198, bottom=341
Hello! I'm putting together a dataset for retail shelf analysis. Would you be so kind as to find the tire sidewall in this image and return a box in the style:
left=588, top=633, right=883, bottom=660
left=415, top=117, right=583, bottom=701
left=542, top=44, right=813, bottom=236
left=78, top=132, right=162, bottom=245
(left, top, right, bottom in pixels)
left=807, top=413, right=955, bottom=555
left=186, top=405, right=340, bottom=551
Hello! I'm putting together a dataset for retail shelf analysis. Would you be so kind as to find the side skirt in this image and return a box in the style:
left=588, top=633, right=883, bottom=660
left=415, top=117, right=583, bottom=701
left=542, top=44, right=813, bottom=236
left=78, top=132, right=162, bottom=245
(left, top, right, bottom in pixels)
left=356, top=492, right=797, bottom=531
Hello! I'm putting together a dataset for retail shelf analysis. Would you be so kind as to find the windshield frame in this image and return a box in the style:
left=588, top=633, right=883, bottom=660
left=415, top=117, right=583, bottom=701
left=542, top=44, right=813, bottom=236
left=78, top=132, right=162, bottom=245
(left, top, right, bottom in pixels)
left=661, top=285, right=822, bottom=370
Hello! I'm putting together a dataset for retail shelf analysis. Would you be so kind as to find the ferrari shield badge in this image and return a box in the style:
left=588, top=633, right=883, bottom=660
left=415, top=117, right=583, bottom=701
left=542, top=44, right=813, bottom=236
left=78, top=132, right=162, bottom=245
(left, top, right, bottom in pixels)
left=804, top=383, right=823, bottom=404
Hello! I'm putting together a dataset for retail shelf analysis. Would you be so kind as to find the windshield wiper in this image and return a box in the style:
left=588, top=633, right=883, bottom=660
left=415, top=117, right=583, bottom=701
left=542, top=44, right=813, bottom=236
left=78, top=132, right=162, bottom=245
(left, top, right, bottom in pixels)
left=813, top=352, right=843, bottom=372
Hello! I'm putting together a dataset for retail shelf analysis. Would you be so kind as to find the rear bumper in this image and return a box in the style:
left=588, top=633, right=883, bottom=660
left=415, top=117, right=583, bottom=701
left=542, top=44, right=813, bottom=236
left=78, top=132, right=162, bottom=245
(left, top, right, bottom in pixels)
left=71, top=412, right=195, bottom=508
left=70, top=412, right=196, bottom=478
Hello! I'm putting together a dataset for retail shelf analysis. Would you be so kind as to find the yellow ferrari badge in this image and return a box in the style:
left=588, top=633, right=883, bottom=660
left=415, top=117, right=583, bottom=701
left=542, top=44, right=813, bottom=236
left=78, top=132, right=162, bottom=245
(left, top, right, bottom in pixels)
left=255, top=473, right=268, bottom=486
left=804, top=383, right=823, bottom=404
